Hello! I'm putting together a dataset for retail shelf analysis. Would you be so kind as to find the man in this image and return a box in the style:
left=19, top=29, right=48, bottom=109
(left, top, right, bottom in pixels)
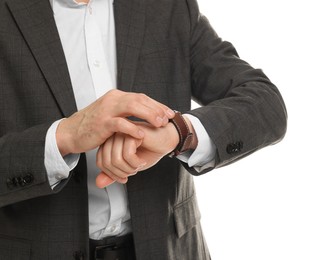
left=0, top=0, right=287, bottom=259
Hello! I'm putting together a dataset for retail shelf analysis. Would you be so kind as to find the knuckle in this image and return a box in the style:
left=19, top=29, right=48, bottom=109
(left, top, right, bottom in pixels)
left=115, top=172, right=127, bottom=179
left=155, top=106, right=164, bottom=115
left=136, top=93, right=149, bottom=103
left=139, top=93, right=148, bottom=99
left=102, top=160, right=110, bottom=170
left=129, top=171, right=138, bottom=177
left=125, top=102, right=136, bottom=111
left=107, top=89, right=118, bottom=98
left=101, top=156, right=112, bottom=169
left=113, top=118, right=124, bottom=129
left=124, top=153, right=137, bottom=167
left=107, top=170, right=125, bottom=181
left=113, top=156, right=124, bottom=169
left=98, top=130, right=107, bottom=140
left=118, top=178, right=128, bottom=184
left=106, top=173, right=117, bottom=181
left=123, top=151, right=132, bottom=161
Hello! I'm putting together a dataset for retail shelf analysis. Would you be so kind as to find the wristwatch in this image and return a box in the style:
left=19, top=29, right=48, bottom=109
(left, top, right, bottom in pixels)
left=169, top=110, right=193, bottom=157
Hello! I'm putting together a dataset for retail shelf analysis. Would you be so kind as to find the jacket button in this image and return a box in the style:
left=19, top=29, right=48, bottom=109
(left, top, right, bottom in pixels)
left=6, top=178, right=14, bottom=189
left=18, top=177, right=24, bottom=187
left=226, top=141, right=243, bottom=154
left=23, top=174, right=34, bottom=185
left=7, top=177, right=19, bottom=188
left=12, top=177, right=19, bottom=186
left=6, top=175, right=33, bottom=189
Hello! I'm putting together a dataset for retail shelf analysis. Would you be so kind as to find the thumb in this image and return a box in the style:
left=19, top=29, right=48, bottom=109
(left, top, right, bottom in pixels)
left=96, top=172, right=115, bottom=188
left=134, top=136, right=143, bottom=148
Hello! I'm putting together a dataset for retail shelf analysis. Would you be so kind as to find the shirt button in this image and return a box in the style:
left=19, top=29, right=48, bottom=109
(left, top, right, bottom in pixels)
left=109, top=225, right=117, bottom=233
left=93, top=60, right=100, bottom=67
left=56, top=174, right=65, bottom=180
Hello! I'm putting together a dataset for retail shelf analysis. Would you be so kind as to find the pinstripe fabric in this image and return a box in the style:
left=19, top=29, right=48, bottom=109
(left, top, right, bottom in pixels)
left=0, top=0, right=287, bottom=259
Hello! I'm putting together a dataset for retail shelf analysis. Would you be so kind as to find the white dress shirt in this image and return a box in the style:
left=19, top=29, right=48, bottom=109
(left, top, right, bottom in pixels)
left=45, top=0, right=216, bottom=240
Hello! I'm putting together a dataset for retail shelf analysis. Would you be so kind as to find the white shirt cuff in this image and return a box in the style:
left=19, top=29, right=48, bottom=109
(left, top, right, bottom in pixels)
left=176, top=114, right=216, bottom=172
left=45, top=119, right=80, bottom=188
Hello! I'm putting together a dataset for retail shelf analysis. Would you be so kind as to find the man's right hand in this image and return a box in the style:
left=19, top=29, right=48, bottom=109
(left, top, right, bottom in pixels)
left=56, top=89, right=175, bottom=156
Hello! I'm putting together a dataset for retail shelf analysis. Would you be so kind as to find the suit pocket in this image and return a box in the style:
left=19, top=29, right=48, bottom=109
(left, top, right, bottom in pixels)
left=173, top=194, right=201, bottom=238
left=0, top=235, right=31, bottom=260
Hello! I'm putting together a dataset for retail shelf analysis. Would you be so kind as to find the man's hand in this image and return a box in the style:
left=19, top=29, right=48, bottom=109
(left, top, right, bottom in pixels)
left=95, top=117, right=198, bottom=188
left=56, top=90, right=175, bottom=156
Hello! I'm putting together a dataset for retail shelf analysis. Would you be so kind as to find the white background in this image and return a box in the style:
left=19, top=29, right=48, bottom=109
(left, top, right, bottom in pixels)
left=194, top=0, right=323, bottom=259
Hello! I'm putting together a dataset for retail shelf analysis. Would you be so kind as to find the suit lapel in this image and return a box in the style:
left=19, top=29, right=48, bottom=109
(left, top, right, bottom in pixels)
left=7, top=0, right=146, bottom=115
left=6, top=0, right=77, bottom=117
left=114, top=0, right=146, bottom=92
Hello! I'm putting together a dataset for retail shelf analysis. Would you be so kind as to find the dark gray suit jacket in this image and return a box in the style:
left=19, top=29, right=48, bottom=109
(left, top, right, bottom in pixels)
left=0, top=0, right=287, bottom=259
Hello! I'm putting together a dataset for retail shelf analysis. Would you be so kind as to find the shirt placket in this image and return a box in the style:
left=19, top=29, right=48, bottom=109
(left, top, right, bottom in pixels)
left=84, top=1, right=127, bottom=238
left=84, top=2, right=114, bottom=99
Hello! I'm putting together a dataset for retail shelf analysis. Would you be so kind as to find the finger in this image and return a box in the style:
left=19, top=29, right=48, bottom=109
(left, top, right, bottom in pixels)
left=102, top=171, right=129, bottom=184
left=96, top=171, right=128, bottom=187
left=140, top=103, right=171, bottom=127
left=107, top=118, right=145, bottom=139
left=96, top=172, right=115, bottom=188
left=97, top=142, right=127, bottom=183
left=137, top=95, right=175, bottom=125
left=117, top=93, right=174, bottom=127
left=125, top=100, right=172, bottom=127
left=123, top=136, right=147, bottom=169
left=98, top=134, right=137, bottom=180
left=96, top=145, right=104, bottom=171
left=96, top=140, right=112, bottom=173
left=108, top=133, right=139, bottom=175
left=145, top=96, right=175, bottom=119
left=96, top=146, right=119, bottom=186
left=97, top=148, right=129, bottom=184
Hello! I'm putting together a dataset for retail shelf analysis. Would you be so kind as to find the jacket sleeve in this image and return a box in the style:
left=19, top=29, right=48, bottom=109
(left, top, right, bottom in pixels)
left=184, top=0, right=287, bottom=174
left=0, top=123, right=66, bottom=208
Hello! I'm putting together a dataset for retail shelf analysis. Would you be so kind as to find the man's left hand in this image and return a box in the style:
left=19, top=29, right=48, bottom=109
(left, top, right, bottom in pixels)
left=95, top=121, right=180, bottom=188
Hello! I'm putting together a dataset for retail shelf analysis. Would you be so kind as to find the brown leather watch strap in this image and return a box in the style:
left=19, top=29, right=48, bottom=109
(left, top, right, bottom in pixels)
left=169, top=111, right=193, bottom=157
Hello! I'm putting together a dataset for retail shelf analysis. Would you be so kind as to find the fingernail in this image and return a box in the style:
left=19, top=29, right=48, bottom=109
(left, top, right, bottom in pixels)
left=166, top=109, right=175, bottom=117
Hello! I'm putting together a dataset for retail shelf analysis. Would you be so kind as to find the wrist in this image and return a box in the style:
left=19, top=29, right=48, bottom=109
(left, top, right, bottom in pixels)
left=56, top=118, right=74, bottom=157
left=165, top=122, right=180, bottom=153
left=182, top=115, right=198, bottom=150
left=168, top=111, right=197, bottom=157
